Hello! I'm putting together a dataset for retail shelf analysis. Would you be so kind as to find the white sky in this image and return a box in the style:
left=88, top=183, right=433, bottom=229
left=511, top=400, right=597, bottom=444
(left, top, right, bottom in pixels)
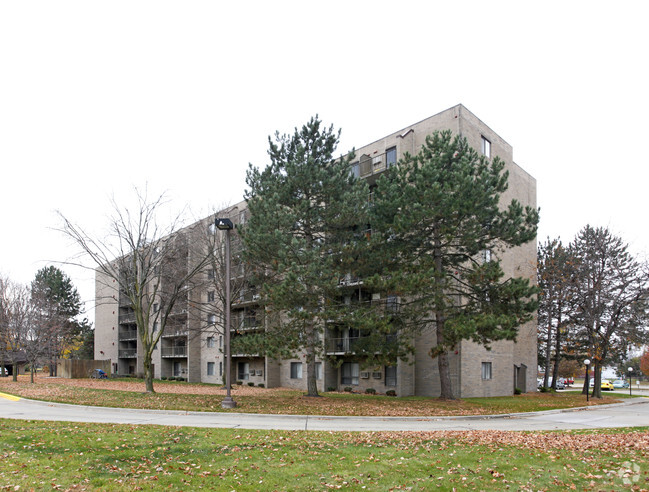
left=2, top=1, right=648, bottom=324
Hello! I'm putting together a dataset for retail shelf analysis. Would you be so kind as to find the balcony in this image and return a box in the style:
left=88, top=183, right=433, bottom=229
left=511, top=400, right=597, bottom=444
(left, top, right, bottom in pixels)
left=162, top=326, right=188, bottom=337
left=325, top=336, right=365, bottom=354
left=233, top=289, right=261, bottom=306
left=161, top=346, right=188, bottom=358
left=118, top=349, right=137, bottom=358
left=118, top=312, right=136, bottom=325
left=118, top=329, right=138, bottom=341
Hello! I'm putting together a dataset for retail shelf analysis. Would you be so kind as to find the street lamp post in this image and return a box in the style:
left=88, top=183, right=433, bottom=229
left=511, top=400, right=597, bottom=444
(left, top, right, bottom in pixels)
left=584, top=359, right=591, bottom=403
left=628, top=367, right=633, bottom=397
left=216, top=218, right=237, bottom=409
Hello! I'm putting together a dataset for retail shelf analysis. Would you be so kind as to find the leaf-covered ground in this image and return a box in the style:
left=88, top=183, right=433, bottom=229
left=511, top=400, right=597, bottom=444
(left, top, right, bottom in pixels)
left=0, top=375, right=626, bottom=416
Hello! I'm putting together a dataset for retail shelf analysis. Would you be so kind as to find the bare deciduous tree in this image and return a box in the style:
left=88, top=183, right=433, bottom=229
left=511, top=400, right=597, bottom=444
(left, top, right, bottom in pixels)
left=58, top=189, right=211, bottom=393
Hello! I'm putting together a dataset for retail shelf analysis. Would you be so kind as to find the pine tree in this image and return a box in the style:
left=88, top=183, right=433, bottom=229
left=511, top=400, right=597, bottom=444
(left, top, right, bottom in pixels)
left=241, top=116, right=368, bottom=396
left=568, top=225, right=649, bottom=398
left=537, top=238, right=574, bottom=390
left=369, top=130, right=538, bottom=399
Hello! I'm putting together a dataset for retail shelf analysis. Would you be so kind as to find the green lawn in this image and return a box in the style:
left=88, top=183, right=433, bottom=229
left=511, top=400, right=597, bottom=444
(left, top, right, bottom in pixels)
left=1, top=420, right=647, bottom=490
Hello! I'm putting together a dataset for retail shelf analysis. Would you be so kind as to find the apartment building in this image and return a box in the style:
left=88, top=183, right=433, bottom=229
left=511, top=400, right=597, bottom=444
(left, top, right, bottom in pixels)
left=95, top=104, right=537, bottom=397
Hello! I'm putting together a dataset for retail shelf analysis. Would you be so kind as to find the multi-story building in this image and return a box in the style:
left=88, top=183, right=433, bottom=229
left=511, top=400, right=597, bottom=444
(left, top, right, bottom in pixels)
left=95, top=104, right=537, bottom=397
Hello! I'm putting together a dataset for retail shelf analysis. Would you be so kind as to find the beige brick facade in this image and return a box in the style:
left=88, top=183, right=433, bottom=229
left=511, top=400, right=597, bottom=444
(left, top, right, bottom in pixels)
left=95, top=104, right=537, bottom=397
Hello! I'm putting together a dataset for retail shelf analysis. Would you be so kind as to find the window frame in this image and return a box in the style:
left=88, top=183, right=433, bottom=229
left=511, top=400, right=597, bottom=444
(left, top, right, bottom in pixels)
left=481, top=136, right=491, bottom=158
left=481, top=361, right=492, bottom=380
left=341, top=362, right=360, bottom=385
left=290, top=362, right=303, bottom=379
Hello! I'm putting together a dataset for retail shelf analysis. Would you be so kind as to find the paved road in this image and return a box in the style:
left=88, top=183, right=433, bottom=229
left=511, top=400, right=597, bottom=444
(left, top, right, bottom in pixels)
left=1, top=394, right=648, bottom=431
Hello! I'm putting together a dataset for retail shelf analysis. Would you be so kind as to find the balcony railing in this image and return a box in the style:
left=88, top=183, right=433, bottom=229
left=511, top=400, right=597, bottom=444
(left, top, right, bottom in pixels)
left=118, top=313, right=136, bottom=325
left=118, top=349, right=137, bottom=358
left=118, top=329, right=138, bottom=340
left=325, top=336, right=365, bottom=354
left=325, top=333, right=398, bottom=355
left=161, top=346, right=188, bottom=358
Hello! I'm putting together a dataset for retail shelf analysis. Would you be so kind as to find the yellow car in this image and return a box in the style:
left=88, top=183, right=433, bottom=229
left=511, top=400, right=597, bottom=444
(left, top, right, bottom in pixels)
left=600, top=380, right=614, bottom=391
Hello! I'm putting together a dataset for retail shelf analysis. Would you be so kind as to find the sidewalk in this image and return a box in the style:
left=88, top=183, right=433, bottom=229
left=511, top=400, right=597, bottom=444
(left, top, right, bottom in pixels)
left=1, top=394, right=648, bottom=431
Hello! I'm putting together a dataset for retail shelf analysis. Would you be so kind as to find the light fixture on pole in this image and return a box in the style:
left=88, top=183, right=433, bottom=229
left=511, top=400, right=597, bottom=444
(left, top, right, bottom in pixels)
left=584, top=359, right=591, bottom=403
left=216, top=217, right=237, bottom=409
left=628, top=367, right=633, bottom=397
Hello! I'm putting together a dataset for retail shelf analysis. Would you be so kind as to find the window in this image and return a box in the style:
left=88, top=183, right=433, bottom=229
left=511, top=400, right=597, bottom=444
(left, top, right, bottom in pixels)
left=153, top=303, right=159, bottom=313
left=315, top=362, right=322, bottom=380
left=206, top=336, right=215, bottom=348
left=350, top=161, right=360, bottom=178
left=290, top=362, right=303, bottom=379
left=207, top=291, right=215, bottom=302
left=219, top=361, right=223, bottom=376
left=208, top=314, right=216, bottom=325
left=208, top=222, right=216, bottom=235
left=207, top=362, right=215, bottom=376
left=341, top=362, right=359, bottom=385
left=219, top=335, right=223, bottom=348
left=238, top=362, right=249, bottom=380
left=207, top=269, right=215, bottom=280
left=385, top=366, right=397, bottom=387
left=481, top=136, right=491, bottom=158
left=481, top=362, right=492, bottom=380
left=482, top=249, right=492, bottom=263
left=239, top=210, right=246, bottom=225
left=386, top=147, right=397, bottom=168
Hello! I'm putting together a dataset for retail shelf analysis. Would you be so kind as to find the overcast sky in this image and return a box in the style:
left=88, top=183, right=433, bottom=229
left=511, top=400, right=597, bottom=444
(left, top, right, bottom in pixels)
left=1, top=1, right=648, bottom=324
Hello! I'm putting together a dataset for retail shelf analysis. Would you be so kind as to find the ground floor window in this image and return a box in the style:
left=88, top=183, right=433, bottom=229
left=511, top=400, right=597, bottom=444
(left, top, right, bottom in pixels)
left=315, top=361, right=322, bottom=380
left=385, top=365, right=397, bottom=387
left=341, top=362, right=359, bottom=385
left=482, top=362, right=492, bottom=380
left=207, top=362, right=215, bottom=376
left=238, top=362, right=249, bottom=380
left=290, top=362, right=303, bottom=379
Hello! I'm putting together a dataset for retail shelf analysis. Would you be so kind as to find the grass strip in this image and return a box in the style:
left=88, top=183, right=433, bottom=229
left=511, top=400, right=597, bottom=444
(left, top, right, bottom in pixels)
left=0, top=419, right=647, bottom=490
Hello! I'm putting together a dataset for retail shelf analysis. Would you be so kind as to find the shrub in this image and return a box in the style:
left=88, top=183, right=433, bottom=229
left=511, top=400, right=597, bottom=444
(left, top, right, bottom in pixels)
left=386, top=390, right=397, bottom=397
left=327, top=386, right=336, bottom=392
left=161, top=376, right=167, bottom=381
left=365, top=388, right=376, bottom=395
left=248, top=382, right=255, bottom=387
left=236, top=381, right=243, bottom=386
left=514, top=387, right=522, bottom=395
left=177, top=377, right=185, bottom=382
left=344, top=386, right=353, bottom=393
left=257, top=383, right=265, bottom=388
left=539, top=386, right=549, bottom=393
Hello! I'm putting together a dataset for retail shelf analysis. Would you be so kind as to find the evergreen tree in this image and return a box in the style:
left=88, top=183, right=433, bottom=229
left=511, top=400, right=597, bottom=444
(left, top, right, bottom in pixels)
left=568, top=225, right=649, bottom=398
left=31, top=266, right=83, bottom=374
left=241, top=116, right=368, bottom=396
left=369, top=130, right=538, bottom=399
left=537, top=238, right=574, bottom=390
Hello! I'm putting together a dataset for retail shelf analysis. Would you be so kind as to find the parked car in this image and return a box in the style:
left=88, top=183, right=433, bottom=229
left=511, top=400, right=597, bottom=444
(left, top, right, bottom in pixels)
left=601, top=380, right=614, bottom=391
left=564, top=377, right=574, bottom=385
left=613, top=379, right=629, bottom=389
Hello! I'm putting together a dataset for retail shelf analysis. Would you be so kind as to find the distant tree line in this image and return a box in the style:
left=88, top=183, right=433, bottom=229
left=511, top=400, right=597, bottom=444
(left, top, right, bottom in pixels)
left=538, top=226, right=649, bottom=398
left=0, top=266, right=92, bottom=382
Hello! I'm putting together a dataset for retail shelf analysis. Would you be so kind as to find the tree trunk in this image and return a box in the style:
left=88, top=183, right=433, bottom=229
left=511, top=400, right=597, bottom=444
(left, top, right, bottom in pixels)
left=592, top=362, right=602, bottom=399
left=543, top=319, right=552, bottom=388
left=12, top=363, right=17, bottom=382
left=551, top=321, right=562, bottom=390
left=143, top=356, right=155, bottom=393
left=435, top=318, right=455, bottom=400
left=305, top=324, right=319, bottom=397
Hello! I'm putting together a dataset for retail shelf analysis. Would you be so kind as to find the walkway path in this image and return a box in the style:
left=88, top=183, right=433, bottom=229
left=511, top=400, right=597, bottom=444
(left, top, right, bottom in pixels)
left=1, top=393, right=648, bottom=431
